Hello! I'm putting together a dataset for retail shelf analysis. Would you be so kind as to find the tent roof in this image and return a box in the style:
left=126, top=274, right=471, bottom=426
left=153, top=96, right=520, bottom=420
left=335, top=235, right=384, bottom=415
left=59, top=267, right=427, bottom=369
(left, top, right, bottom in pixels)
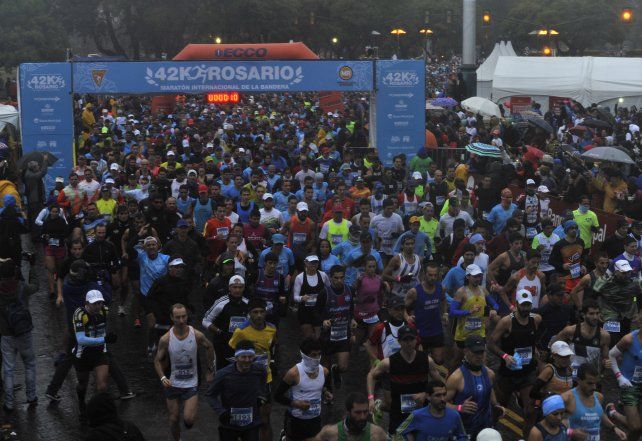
left=492, top=56, right=642, bottom=106
left=476, top=41, right=517, bottom=82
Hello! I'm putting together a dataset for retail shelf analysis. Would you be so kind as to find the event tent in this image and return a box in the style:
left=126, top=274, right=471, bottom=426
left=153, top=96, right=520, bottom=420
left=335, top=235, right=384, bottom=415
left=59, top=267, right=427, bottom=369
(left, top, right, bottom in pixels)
left=476, top=41, right=517, bottom=99
left=0, top=105, right=18, bottom=133
left=491, top=56, right=642, bottom=108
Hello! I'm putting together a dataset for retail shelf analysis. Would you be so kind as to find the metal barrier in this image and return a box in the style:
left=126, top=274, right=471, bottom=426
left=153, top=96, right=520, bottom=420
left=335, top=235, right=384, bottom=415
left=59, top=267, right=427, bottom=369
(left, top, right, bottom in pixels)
left=427, top=147, right=467, bottom=170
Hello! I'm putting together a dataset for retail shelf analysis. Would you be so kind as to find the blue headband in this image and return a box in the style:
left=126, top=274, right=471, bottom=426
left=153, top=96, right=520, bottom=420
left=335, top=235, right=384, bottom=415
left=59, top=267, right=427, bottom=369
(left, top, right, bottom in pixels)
left=563, top=220, right=578, bottom=232
left=542, top=395, right=565, bottom=416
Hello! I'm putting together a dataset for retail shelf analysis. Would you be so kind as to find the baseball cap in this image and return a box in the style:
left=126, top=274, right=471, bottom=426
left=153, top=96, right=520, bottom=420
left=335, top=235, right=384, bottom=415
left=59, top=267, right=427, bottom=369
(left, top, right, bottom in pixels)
left=305, top=255, right=320, bottom=263
left=168, top=257, right=185, bottom=267
left=398, top=325, right=418, bottom=340
left=167, top=150, right=175, bottom=156
left=477, top=429, right=502, bottom=441
left=516, top=289, right=533, bottom=304
left=262, top=193, right=274, bottom=200
left=272, top=233, right=286, bottom=244
left=105, top=178, right=115, bottom=184
left=409, top=216, right=421, bottom=224
left=465, top=264, right=483, bottom=276
left=110, top=163, right=120, bottom=171
left=86, top=289, right=105, bottom=304
left=388, top=295, right=406, bottom=309
left=296, top=202, right=309, bottom=212
left=537, top=185, right=549, bottom=193
left=464, top=334, right=486, bottom=352
left=563, top=220, right=578, bottom=232
left=229, top=275, right=245, bottom=286
left=55, top=176, right=64, bottom=183
left=219, top=252, right=235, bottom=264
left=176, top=219, right=189, bottom=228
left=469, top=233, right=485, bottom=245
left=411, top=171, right=423, bottom=180
left=187, top=169, right=197, bottom=176
left=197, top=184, right=208, bottom=193
left=614, top=259, right=633, bottom=272
left=526, top=178, right=536, bottom=186
left=551, top=341, right=574, bottom=357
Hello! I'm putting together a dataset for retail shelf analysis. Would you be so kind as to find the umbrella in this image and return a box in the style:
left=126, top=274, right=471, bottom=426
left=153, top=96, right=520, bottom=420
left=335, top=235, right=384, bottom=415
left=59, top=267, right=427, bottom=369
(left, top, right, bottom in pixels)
left=465, top=142, right=502, bottom=158
left=569, top=126, right=590, bottom=137
left=461, top=97, right=501, bottom=118
left=525, top=145, right=545, bottom=159
left=580, top=146, right=634, bottom=165
left=522, top=114, right=554, bottom=134
left=594, top=107, right=616, bottom=128
left=426, top=102, right=444, bottom=110
left=430, top=97, right=458, bottom=108
left=425, top=130, right=438, bottom=149
left=581, top=119, right=612, bottom=130
left=17, top=151, right=59, bottom=170
left=512, top=121, right=530, bottom=130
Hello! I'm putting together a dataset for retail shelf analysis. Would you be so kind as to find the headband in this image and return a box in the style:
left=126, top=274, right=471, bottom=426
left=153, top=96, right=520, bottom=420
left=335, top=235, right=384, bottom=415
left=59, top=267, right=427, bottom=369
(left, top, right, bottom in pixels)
left=235, top=349, right=256, bottom=358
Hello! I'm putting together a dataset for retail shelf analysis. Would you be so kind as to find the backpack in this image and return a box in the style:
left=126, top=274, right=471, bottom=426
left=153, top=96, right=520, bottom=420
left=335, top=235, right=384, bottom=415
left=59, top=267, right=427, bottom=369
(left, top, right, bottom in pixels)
left=7, top=299, right=33, bottom=336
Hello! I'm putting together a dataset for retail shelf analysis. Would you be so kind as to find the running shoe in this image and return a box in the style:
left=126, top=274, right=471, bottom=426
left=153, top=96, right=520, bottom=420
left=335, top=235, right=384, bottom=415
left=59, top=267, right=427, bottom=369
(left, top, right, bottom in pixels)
left=118, top=306, right=126, bottom=316
left=119, top=391, right=136, bottom=400
left=134, top=318, right=142, bottom=328
left=45, top=392, right=61, bottom=402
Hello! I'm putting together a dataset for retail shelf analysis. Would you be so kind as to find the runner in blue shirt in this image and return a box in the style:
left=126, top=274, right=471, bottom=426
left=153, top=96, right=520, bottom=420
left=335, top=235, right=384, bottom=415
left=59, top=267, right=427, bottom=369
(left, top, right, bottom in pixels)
left=397, top=380, right=467, bottom=441
left=487, top=188, right=517, bottom=235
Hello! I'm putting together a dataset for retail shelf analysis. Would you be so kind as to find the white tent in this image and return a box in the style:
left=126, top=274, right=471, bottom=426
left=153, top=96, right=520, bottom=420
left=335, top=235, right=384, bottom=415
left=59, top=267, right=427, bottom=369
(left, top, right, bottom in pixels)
left=492, top=56, right=642, bottom=108
left=476, top=41, right=518, bottom=99
left=0, top=105, right=19, bottom=133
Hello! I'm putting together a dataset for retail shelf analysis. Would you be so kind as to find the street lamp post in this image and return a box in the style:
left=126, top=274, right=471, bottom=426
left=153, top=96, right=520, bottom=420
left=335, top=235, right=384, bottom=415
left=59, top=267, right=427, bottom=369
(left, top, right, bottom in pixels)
left=419, top=28, right=434, bottom=64
left=390, top=28, right=407, bottom=56
left=214, top=36, right=222, bottom=44
left=331, top=37, right=339, bottom=58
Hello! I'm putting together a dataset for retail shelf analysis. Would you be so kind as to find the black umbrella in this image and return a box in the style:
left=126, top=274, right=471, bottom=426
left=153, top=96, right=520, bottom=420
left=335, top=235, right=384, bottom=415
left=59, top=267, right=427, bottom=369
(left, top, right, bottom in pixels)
left=595, top=107, right=616, bottom=128
left=17, top=151, right=59, bottom=171
left=581, top=118, right=612, bottom=129
left=523, top=114, right=554, bottom=134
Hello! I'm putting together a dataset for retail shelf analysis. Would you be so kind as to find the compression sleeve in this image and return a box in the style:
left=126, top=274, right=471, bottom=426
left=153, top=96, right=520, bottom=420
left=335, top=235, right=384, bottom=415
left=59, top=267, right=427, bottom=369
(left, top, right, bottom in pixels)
left=75, top=332, right=105, bottom=346
left=609, top=345, right=624, bottom=376
left=449, top=300, right=470, bottom=317
left=485, top=294, right=500, bottom=311
left=273, top=380, right=293, bottom=406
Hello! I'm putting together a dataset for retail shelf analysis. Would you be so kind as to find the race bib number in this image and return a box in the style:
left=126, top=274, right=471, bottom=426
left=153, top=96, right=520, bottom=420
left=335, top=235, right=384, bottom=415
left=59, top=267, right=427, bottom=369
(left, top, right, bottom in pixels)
left=230, top=407, right=253, bottom=426
left=229, top=316, right=246, bottom=333
left=436, top=196, right=445, bottom=206
left=265, top=301, right=274, bottom=314
left=482, top=211, right=489, bottom=220
left=603, top=321, right=621, bottom=333
left=293, top=232, right=307, bottom=244
left=331, top=234, right=343, bottom=245
left=400, top=394, right=418, bottom=413
left=255, top=354, right=269, bottom=369
left=216, top=227, right=229, bottom=239
left=304, top=294, right=318, bottom=307
left=526, top=227, right=538, bottom=239
left=515, top=346, right=533, bottom=365
left=586, top=430, right=600, bottom=441
left=363, top=314, right=380, bottom=324
left=175, top=363, right=194, bottom=381
left=303, top=398, right=322, bottom=417
left=569, top=263, right=581, bottom=279
left=48, top=238, right=60, bottom=247
left=330, top=325, right=348, bottom=341
left=633, top=366, right=642, bottom=384
left=464, top=317, right=482, bottom=331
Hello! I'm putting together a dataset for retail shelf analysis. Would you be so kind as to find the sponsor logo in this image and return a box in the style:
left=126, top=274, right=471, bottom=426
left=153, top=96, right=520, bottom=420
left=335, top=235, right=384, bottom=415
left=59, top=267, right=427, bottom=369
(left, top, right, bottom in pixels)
left=144, top=65, right=304, bottom=90
left=26, top=74, right=66, bottom=90
left=339, top=66, right=353, bottom=80
left=91, top=70, right=107, bottom=87
left=215, top=48, right=268, bottom=58
left=381, top=70, right=419, bottom=87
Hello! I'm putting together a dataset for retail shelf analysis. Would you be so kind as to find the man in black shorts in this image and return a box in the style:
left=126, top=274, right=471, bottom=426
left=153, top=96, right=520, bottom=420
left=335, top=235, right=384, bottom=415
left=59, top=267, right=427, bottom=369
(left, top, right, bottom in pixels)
left=72, top=289, right=117, bottom=424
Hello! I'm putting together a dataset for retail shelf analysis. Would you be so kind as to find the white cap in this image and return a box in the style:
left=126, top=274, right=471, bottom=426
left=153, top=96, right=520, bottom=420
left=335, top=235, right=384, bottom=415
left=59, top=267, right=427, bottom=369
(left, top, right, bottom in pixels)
left=465, top=264, right=483, bottom=276
left=537, top=185, right=549, bottom=193
left=296, top=202, right=309, bottom=212
left=187, top=169, right=197, bottom=176
left=238, top=148, right=245, bottom=153
left=411, top=171, right=423, bottom=180
left=229, top=275, right=245, bottom=286
left=516, top=289, right=533, bottom=304
left=526, top=178, right=536, bottom=185
left=262, top=193, right=274, bottom=201
left=86, top=289, right=105, bottom=304
left=110, top=163, right=120, bottom=171
left=105, top=178, right=115, bottom=184
left=477, top=428, right=502, bottom=441
left=167, top=150, right=175, bottom=156
left=551, top=340, right=574, bottom=357
left=168, top=258, right=185, bottom=266
left=55, top=176, right=64, bottom=183
left=133, top=129, right=141, bottom=136
left=182, top=139, right=190, bottom=147
left=305, top=255, right=320, bottom=263
left=614, top=259, right=633, bottom=272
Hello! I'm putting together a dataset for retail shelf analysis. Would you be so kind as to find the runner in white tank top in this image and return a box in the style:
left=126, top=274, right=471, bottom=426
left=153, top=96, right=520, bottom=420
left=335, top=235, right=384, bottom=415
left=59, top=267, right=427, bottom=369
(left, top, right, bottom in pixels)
left=169, top=325, right=198, bottom=388
left=384, top=238, right=422, bottom=299
left=515, top=269, right=543, bottom=308
left=289, top=362, right=325, bottom=419
left=501, top=250, right=546, bottom=310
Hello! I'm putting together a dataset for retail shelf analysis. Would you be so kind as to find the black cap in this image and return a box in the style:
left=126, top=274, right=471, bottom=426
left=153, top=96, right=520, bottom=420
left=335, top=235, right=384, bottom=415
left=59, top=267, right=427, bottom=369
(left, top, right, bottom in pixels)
left=464, top=334, right=486, bottom=352
left=388, top=295, right=405, bottom=309
left=359, top=231, right=373, bottom=242
left=398, top=325, right=417, bottom=339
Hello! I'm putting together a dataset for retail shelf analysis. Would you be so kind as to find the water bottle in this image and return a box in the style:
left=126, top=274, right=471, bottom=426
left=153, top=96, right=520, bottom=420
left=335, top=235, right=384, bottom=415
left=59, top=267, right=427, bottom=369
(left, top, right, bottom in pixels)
left=508, top=352, right=522, bottom=371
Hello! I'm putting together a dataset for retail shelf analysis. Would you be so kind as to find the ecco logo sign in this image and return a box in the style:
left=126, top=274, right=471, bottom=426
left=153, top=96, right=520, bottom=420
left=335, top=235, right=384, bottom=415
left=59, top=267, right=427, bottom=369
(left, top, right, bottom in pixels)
left=215, top=48, right=268, bottom=58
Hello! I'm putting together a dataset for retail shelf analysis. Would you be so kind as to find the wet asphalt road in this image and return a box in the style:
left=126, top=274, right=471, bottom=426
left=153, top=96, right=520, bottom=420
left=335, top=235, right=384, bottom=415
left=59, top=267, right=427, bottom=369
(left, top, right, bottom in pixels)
left=5, top=243, right=622, bottom=441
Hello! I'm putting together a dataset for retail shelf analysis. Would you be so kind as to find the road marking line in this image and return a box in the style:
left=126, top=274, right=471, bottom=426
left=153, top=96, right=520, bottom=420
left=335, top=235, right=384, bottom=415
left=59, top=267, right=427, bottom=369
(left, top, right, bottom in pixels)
left=499, top=417, right=523, bottom=436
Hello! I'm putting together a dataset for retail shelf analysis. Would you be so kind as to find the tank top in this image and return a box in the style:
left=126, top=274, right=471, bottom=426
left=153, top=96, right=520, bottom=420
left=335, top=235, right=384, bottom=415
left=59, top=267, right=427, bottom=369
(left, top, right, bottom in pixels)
left=323, top=284, right=352, bottom=342
left=454, top=287, right=488, bottom=342
left=620, top=330, right=642, bottom=384
left=535, top=423, right=568, bottom=441
left=337, top=420, right=371, bottom=441
left=570, top=324, right=602, bottom=377
left=454, top=365, right=492, bottom=433
left=389, top=350, right=430, bottom=416
left=254, top=269, right=280, bottom=317
left=496, top=250, right=525, bottom=285
left=381, top=321, right=404, bottom=359
left=168, top=326, right=198, bottom=388
left=391, top=253, right=421, bottom=297
left=515, top=269, right=542, bottom=308
left=327, top=219, right=350, bottom=248
left=193, top=199, right=213, bottom=233
left=300, top=271, right=326, bottom=311
left=568, top=388, right=602, bottom=441
left=584, top=271, right=608, bottom=302
left=499, top=313, right=537, bottom=376
left=414, top=283, right=444, bottom=338
left=402, top=193, right=419, bottom=215
left=289, top=216, right=313, bottom=253
left=354, top=274, right=382, bottom=321
left=236, top=201, right=255, bottom=224
left=289, top=362, right=325, bottom=419
left=543, top=363, right=574, bottom=395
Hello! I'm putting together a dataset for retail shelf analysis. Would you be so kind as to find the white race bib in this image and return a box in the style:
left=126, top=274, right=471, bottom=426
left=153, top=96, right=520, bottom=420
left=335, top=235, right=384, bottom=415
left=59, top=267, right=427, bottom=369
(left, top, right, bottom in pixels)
left=304, top=294, right=318, bottom=307
left=400, top=394, right=418, bottom=413
left=230, top=407, right=253, bottom=426
left=515, top=346, right=533, bottom=365
left=228, top=316, right=246, bottom=333
left=569, top=263, right=581, bottom=279
left=603, top=321, right=621, bottom=333
left=293, top=232, right=307, bottom=244
left=464, top=317, right=482, bottom=331
left=48, top=238, right=60, bottom=247
left=330, top=325, right=348, bottom=341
